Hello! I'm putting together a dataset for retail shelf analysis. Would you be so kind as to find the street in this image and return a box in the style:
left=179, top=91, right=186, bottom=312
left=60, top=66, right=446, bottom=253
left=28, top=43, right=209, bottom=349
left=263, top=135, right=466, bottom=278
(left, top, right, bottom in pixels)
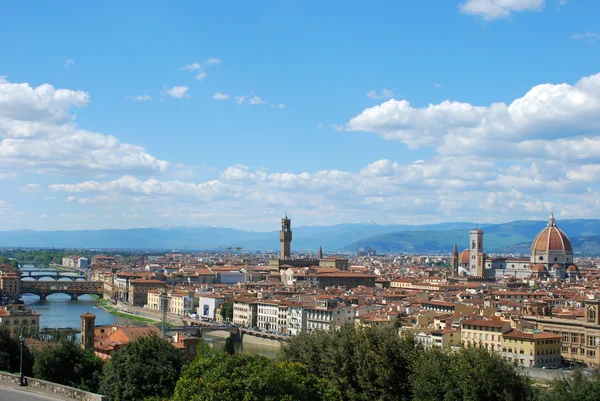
left=0, top=384, right=73, bottom=401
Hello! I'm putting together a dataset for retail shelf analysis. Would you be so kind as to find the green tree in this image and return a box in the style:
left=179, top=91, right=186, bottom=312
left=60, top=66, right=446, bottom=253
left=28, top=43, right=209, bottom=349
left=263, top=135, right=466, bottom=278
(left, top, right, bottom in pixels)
left=223, top=337, right=235, bottom=355
left=278, top=325, right=419, bottom=401
left=539, top=369, right=600, bottom=401
left=0, top=326, right=34, bottom=375
left=172, top=353, right=341, bottom=401
left=100, top=334, right=185, bottom=401
left=220, top=302, right=233, bottom=321
left=410, top=346, right=536, bottom=401
left=33, top=341, right=103, bottom=392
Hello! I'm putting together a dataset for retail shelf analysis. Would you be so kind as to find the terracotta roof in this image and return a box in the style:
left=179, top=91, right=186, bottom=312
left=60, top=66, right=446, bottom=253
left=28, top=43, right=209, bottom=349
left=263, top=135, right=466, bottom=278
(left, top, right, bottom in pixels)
left=503, top=330, right=561, bottom=340
left=459, top=250, right=470, bottom=264
left=531, top=216, right=572, bottom=253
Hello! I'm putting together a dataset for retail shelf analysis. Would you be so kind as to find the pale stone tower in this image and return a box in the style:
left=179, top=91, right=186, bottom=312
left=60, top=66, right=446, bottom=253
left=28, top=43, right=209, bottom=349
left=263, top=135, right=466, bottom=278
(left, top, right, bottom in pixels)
left=451, top=242, right=459, bottom=278
left=469, top=228, right=484, bottom=276
left=280, top=214, right=292, bottom=260
left=80, top=312, right=96, bottom=351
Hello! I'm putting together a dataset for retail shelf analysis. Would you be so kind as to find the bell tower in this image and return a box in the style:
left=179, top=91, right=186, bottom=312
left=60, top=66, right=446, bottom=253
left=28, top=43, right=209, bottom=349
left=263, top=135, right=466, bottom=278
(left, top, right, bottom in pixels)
left=451, top=241, right=459, bottom=278
left=469, top=228, right=484, bottom=276
left=80, top=312, right=96, bottom=351
left=280, top=214, right=292, bottom=260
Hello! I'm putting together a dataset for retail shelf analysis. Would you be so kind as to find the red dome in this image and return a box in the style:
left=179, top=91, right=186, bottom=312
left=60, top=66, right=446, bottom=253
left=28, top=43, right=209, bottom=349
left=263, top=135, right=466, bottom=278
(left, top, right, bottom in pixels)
left=532, top=263, right=547, bottom=273
left=459, top=249, right=470, bottom=264
left=567, top=265, right=578, bottom=272
left=531, top=213, right=572, bottom=253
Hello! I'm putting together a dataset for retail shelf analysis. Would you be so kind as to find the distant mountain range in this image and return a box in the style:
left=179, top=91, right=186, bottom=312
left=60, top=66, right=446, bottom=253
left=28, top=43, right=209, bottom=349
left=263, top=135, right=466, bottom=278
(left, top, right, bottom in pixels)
left=1, top=219, right=599, bottom=255
left=345, top=219, right=600, bottom=255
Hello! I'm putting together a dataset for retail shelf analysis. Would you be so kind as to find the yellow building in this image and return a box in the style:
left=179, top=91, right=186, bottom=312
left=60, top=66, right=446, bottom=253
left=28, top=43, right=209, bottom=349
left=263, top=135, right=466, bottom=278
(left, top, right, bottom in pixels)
left=431, top=329, right=461, bottom=348
left=461, top=318, right=512, bottom=352
left=501, top=330, right=561, bottom=368
left=522, top=299, right=600, bottom=366
left=0, top=304, right=40, bottom=334
left=0, top=272, right=20, bottom=299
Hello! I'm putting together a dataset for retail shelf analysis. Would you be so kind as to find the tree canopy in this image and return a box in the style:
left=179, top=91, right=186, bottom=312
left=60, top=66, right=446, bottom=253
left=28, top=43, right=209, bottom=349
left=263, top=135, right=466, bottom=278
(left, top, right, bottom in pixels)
left=278, top=325, right=418, bottom=401
left=33, top=340, right=103, bottom=392
left=0, top=326, right=34, bottom=375
left=410, top=346, right=535, bottom=401
left=538, top=369, right=600, bottom=401
left=99, top=334, right=185, bottom=401
left=220, top=302, right=233, bottom=321
left=172, top=353, right=341, bottom=401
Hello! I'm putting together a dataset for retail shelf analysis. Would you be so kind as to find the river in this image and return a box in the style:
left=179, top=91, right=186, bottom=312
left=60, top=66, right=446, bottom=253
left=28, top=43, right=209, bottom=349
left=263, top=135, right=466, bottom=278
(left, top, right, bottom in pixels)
left=19, top=265, right=279, bottom=358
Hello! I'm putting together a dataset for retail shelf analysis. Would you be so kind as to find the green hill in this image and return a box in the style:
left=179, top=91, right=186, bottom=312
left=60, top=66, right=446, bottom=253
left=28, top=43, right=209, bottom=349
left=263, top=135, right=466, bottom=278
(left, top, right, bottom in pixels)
left=344, top=219, right=600, bottom=255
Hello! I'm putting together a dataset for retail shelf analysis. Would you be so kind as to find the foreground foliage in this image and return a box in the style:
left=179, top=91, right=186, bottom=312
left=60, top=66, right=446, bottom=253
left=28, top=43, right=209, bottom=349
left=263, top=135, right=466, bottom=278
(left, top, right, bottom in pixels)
left=172, top=353, right=341, bottom=401
left=0, top=326, right=34, bottom=375
left=33, top=340, right=103, bottom=392
left=279, top=325, right=418, bottom=401
left=539, top=369, right=600, bottom=401
left=100, top=334, right=185, bottom=401
left=410, top=346, right=535, bottom=401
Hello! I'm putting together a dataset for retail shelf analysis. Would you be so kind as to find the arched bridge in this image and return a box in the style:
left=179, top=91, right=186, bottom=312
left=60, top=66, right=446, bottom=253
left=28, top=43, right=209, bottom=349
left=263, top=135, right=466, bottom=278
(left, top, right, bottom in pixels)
left=20, top=280, right=103, bottom=300
left=20, top=270, right=86, bottom=281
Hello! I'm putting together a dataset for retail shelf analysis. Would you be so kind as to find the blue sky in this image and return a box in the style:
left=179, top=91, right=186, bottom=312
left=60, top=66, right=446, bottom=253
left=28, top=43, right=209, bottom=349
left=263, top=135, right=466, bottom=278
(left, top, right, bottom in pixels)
left=1, top=0, right=600, bottom=231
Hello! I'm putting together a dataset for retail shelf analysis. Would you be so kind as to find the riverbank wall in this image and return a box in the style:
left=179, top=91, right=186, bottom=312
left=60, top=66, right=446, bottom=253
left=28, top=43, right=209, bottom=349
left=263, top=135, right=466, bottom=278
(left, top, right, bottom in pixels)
left=0, top=372, right=106, bottom=401
left=242, top=333, right=283, bottom=348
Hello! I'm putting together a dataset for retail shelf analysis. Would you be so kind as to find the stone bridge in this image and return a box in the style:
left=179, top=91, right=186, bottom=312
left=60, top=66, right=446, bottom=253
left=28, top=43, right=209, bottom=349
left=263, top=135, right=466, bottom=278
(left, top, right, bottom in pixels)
left=20, top=280, right=103, bottom=300
left=20, top=270, right=86, bottom=281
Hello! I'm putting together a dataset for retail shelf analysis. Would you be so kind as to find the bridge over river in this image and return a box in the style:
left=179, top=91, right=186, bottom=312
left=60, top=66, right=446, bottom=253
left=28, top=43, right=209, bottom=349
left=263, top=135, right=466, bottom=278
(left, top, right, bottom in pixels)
left=20, top=270, right=87, bottom=281
left=20, top=280, right=103, bottom=300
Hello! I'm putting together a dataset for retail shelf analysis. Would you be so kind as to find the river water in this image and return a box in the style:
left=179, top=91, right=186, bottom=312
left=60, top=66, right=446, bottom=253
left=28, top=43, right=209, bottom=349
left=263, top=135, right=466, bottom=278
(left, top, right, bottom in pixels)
left=19, top=265, right=279, bottom=358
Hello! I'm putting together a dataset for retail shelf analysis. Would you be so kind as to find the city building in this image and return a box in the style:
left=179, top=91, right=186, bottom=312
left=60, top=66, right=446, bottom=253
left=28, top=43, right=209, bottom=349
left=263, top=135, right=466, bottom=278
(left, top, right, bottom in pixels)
left=0, top=265, right=20, bottom=299
left=198, top=294, right=225, bottom=321
left=232, top=298, right=257, bottom=327
left=500, top=330, right=562, bottom=368
left=128, top=279, right=166, bottom=307
left=461, top=318, right=512, bottom=352
left=0, top=304, right=40, bottom=334
left=522, top=299, right=600, bottom=366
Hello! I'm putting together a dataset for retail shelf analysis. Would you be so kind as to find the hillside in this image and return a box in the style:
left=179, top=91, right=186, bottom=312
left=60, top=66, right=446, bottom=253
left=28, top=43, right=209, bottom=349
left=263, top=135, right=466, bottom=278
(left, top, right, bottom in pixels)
left=344, top=219, right=600, bottom=255
left=0, top=222, right=477, bottom=251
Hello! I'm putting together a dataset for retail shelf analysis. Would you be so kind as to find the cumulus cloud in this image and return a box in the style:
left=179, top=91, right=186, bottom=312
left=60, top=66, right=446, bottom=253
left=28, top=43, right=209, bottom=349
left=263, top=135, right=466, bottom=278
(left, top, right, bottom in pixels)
left=248, top=96, right=266, bottom=105
left=572, top=32, right=600, bottom=44
left=127, top=94, right=152, bottom=101
left=181, top=62, right=202, bottom=72
left=164, top=86, right=189, bottom=98
left=366, top=89, right=393, bottom=99
left=213, top=92, right=230, bottom=100
left=20, top=183, right=42, bottom=193
left=460, top=0, right=545, bottom=20
left=207, top=57, right=221, bottom=65
left=195, top=70, right=208, bottom=80
left=234, top=96, right=247, bottom=105
left=0, top=78, right=168, bottom=174
left=346, top=72, right=600, bottom=157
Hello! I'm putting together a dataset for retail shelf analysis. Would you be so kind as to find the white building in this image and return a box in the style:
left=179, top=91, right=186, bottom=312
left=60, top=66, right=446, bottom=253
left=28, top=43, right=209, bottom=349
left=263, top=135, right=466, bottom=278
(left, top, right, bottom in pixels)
left=256, top=301, right=279, bottom=332
left=233, top=298, right=256, bottom=328
left=198, top=295, right=225, bottom=321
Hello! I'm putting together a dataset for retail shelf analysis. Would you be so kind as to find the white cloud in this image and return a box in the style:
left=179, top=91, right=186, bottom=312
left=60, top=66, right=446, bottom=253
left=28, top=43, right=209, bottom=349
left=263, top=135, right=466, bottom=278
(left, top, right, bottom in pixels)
left=207, top=57, right=221, bottom=65
left=571, top=32, right=600, bottom=44
left=164, top=86, right=189, bottom=98
left=181, top=62, right=202, bottom=72
left=0, top=172, right=17, bottom=181
left=64, top=58, right=75, bottom=67
left=460, top=0, right=545, bottom=20
left=0, top=78, right=168, bottom=174
left=366, top=89, right=394, bottom=99
left=39, top=214, right=48, bottom=218
left=434, top=83, right=442, bottom=88
left=234, top=96, right=247, bottom=105
left=213, top=92, right=230, bottom=100
left=127, top=94, right=152, bottom=101
left=346, top=72, right=600, bottom=155
left=195, top=70, right=207, bottom=80
left=277, top=104, right=286, bottom=109
left=248, top=96, right=266, bottom=105
left=19, top=183, right=42, bottom=193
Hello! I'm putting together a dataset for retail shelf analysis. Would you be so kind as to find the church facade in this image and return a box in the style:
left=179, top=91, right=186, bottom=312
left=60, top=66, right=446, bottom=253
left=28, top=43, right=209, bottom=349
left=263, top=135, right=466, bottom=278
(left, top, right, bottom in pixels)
left=451, top=212, right=582, bottom=281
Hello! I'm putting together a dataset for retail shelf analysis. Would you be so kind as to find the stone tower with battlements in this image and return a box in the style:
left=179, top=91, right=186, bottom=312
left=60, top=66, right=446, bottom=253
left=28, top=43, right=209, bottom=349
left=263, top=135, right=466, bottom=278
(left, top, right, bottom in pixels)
left=280, top=215, right=292, bottom=260
left=80, top=312, right=96, bottom=351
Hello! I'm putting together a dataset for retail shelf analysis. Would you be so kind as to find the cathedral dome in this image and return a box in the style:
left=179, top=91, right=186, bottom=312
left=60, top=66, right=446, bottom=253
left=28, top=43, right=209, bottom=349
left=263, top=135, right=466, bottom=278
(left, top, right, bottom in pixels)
left=567, top=265, right=578, bottom=272
left=532, top=263, right=547, bottom=273
left=531, top=212, right=572, bottom=254
left=459, top=250, right=470, bottom=264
